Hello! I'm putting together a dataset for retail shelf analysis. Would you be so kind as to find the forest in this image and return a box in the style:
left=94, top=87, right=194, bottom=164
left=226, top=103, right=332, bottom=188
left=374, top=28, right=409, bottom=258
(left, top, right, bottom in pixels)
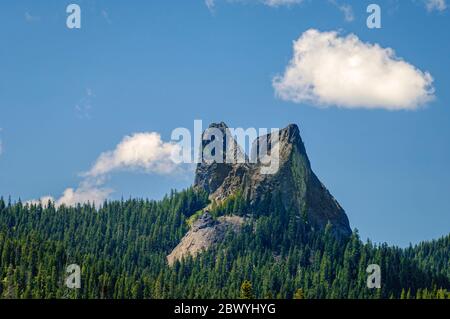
left=0, top=188, right=448, bottom=299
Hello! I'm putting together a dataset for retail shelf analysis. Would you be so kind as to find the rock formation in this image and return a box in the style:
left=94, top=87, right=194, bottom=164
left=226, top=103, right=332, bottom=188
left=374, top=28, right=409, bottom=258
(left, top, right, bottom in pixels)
left=168, top=122, right=351, bottom=265
left=194, top=122, right=351, bottom=236
left=167, top=212, right=245, bottom=265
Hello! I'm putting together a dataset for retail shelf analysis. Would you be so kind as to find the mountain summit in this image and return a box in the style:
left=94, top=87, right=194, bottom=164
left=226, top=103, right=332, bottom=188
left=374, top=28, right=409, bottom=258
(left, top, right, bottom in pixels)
left=168, top=122, right=351, bottom=264
left=194, top=122, right=351, bottom=236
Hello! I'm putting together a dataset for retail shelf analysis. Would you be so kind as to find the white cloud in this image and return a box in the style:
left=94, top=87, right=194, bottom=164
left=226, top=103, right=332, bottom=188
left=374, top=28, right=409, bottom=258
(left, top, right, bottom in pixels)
left=338, top=4, right=354, bottom=21
left=55, top=184, right=112, bottom=207
left=273, top=29, right=435, bottom=110
left=424, top=0, right=447, bottom=11
left=27, top=131, right=182, bottom=207
left=205, top=0, right=303, bottom=11
left=75, top=88, right=95, bottom=120
left=205, top=0, right=216, bottom=11
left=26, top=196, right=56, bottom=207
left=263, top=0, right=303, bottom=7
left=27, top=184, right=112, bottom=208
left=329, top=0, right=354, bottom=22
left=86, top=132, right=181, bottom=177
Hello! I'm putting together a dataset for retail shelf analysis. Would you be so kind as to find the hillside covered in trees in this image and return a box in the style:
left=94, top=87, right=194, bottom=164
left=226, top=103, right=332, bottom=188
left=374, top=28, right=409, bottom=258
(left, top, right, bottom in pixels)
left=0, top=189, right=448, bottom=299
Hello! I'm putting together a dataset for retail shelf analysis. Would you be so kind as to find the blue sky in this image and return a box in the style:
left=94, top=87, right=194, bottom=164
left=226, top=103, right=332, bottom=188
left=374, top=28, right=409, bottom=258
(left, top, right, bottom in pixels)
left=0, top=0, right=449, bottom=246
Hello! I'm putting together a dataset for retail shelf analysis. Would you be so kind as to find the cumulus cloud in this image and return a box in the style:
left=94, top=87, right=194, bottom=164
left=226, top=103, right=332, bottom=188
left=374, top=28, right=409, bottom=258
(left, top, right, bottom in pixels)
left=27, top=131, right=182, bottom=207
left=85, top=132, right=181, bottom=177
left=424, top=0, right=447, bottom=11
left=55, top=183, right=112, bottom=207
left=27, top=180, right=112, bottom=208
left=273, top=29, right=435, bottom=110
left=26, top=196, right=55, bottom=207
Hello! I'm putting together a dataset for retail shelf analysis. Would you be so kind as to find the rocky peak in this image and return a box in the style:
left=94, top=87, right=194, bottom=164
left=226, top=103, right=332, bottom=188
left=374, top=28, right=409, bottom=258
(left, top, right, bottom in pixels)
left=282, top=123, right=302, bottom=145
left=167, top=122, right=351, bottom=265
left=194, top=122, right=351, bottom=237
left=194, top=122, right=247, bottom=196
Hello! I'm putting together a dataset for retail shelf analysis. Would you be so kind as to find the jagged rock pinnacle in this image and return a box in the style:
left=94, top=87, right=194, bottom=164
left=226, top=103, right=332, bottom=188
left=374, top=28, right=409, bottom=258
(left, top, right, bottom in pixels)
left=168, top=122, right=351, bottom=265
left=194, top=122, right=351, bottom=237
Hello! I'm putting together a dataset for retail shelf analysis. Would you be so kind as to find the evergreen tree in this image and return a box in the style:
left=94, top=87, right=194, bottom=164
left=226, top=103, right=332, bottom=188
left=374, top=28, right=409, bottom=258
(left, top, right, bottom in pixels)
left=0, top=189, right=448, bottom=299
left=293, top=288, right=305, bottom=299
left=240, top=281, right=254, bottom=299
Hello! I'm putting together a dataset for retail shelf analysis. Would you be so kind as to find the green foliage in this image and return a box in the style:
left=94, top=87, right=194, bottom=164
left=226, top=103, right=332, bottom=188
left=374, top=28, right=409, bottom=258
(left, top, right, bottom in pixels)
left=209, top=190, right=248, bottom=217
left=293, top=288, right=305, bottom=299
left=186, top=210, right=205, bottom=227
left=240, top=280, right=254, bottom=299
left=0, top=188, right=448, bottom=299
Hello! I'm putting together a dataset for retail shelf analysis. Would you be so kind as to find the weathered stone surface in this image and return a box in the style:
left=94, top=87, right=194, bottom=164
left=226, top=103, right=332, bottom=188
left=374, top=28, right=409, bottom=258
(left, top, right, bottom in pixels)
left=194, top=122, right=351, bottom=237
left=167, top=212, right=245, bottom=265
left=194, top=122, right=248, bottom=197
left=168, top=122, right=351, bottom=265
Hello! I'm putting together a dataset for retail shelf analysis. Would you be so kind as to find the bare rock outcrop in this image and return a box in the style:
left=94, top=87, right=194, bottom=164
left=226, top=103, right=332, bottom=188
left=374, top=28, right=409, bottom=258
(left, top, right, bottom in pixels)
left=167, top=212, right=245, bottom=265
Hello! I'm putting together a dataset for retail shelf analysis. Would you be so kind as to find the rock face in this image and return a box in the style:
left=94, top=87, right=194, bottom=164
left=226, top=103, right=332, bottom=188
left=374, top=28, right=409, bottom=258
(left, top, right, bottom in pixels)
left=194, top=122, right=248, bottom=197
left=167, top=122, right=351, bottom=265
left=194, top=122, right=351, bottom=237
left=167, top=212, right=244, bottom=266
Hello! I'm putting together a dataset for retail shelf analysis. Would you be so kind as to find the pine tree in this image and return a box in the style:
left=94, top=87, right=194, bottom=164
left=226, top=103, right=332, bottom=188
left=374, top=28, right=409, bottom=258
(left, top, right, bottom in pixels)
left=240, top=280, right=254, bottom=299
left=400, top=289, right=407, bottom=300
left=293, top=288, right=305, bottom=299
left=0, top=189, right=448, bottom=299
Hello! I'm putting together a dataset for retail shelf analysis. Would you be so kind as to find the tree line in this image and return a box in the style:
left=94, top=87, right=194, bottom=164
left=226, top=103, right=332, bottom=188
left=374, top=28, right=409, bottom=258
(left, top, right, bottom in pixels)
left=0, top=189, right=448, bottom=299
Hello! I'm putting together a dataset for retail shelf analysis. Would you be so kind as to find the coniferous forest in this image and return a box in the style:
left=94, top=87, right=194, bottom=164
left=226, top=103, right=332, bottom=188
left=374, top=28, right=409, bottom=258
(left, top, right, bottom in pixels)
left=0, top=188, right=449, bottom=299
